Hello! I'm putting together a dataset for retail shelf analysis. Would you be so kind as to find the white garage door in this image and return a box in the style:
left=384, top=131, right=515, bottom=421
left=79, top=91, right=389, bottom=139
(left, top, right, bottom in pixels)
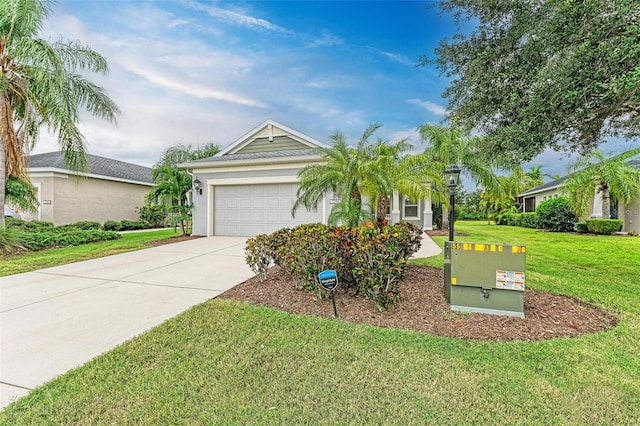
left=214, top=183, right=323, bottom=236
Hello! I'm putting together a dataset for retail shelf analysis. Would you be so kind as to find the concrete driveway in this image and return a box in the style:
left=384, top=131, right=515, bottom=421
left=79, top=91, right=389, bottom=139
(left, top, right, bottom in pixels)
left=0, top=233, right=441, bottom=409
left=0, top=236, right=253, bottom=409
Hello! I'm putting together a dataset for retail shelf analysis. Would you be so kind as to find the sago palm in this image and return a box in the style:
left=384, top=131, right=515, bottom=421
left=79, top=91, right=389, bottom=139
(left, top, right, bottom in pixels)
left=0, top=0, right=119, bottom=224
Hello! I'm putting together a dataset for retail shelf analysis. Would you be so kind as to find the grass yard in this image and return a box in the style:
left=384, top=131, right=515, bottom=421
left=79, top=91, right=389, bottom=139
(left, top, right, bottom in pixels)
left=0, top=229, right=183, bottom=277
left=1, top=222, right=639, bottom=424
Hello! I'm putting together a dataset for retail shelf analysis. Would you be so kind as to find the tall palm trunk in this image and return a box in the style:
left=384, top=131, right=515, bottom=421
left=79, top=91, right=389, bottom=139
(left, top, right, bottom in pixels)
left=376, top=194, right=388, bottom=229
left=442, top=206, right=449, bottom=230
left=600, top=185, right=611, bottom=219
left=0, top=136, right=5, bottom=224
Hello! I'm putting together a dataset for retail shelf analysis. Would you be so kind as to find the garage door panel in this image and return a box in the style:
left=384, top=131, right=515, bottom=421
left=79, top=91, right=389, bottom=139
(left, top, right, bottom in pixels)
left=214, top=183, right=322, bottom=236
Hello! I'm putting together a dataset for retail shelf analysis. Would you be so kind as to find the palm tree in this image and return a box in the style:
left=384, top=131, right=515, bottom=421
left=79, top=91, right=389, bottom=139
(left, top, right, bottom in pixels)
left=0, top=0, right=119, bottom=224
left=563, top=147, right=640, bottom=219
left=418, top=125, right=500, bottom=229
left=146, top=165, right=192, bottom=236
left=293, top=125, right=382, bottom=228
left=5, top=175, right=38, bottom=214
left=358, top=133, right=414, bottom=229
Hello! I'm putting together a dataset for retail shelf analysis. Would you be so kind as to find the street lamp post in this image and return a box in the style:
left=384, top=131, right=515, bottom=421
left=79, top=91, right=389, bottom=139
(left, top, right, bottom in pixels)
left=445, top=164, right=462, bottom=242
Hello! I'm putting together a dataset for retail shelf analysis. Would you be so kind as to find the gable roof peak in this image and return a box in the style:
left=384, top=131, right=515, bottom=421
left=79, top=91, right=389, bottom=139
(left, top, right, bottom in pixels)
left=216, top=119, right=329, bottom=157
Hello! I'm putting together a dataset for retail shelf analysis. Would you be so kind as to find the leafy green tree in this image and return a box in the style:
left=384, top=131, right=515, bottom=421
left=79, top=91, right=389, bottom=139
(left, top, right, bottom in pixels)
left=418, top=124, right=500, bottom=229
left=1, top=0, right=119, bottom=224
left=146, top=143, right=221, bottom=235
left=525, top=166, right=544, bottom=189
left=156, top=142, right=220, bottom=167
left=425, top=0, right=640, bottom=162
left=563, top=147, right=640, bottom=219
left=146, top=165, right=192, bottom=236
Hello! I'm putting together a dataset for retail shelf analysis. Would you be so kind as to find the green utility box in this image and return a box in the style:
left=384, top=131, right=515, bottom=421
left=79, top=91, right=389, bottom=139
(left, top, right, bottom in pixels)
left=444, top=241, right=526, bottom=318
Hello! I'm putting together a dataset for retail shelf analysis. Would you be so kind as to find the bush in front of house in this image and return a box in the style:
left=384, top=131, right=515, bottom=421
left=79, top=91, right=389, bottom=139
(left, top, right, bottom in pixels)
left=55, top=221, right=102, bottom=231
left=245, top=221, right=423, bottom=310
left=276, top=223, right=348, bottom=299
left=5, top=218, right=55, bottom=231
left=575, top=222, right=589, bottom=233
left=585, top=219, right=623, bottom=235
left=136, top=204, right=166, bottom=228
left=21, top=229, right=121, bottom=251
left=504, top=212, right=538, bottom=229
left=351, top=221, right=423, bottom=310
left=103, top=220, right=122, bottom=231
left=536, top=197, right=578, bottom=232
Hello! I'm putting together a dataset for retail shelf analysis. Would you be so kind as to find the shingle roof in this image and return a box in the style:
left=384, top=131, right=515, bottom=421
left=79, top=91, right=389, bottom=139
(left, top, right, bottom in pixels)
left=519, top=158, right=640, bottom=197
left=187, top=148, right=319, bottom=164
left=519, top=175, right=568, bottom=196
left=27, top=152, right=153, bottom=184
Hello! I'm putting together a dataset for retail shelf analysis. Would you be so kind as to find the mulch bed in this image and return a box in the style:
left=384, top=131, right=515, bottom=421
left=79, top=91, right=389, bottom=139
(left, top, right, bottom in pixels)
left=220, top=264, right=618, bottom=342
left=145, top=235, right=203, bottom=247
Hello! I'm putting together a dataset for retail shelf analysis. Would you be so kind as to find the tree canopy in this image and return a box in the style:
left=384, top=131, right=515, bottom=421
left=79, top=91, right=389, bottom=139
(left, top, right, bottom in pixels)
left=425, top=0, right=640, bottom=163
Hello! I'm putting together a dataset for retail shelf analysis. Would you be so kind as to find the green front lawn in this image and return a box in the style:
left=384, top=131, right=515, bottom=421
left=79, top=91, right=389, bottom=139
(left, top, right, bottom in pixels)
left=2, top=222, right=639, bottom=424
left=1, top=229, right=182, bottom=277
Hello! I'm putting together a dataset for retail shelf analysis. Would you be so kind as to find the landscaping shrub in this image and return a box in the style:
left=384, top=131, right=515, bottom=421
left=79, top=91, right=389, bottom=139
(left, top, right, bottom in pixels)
left=103, top=220, right=122, bottom=231
left=68, top=221, right=102, bottom=230
left=585, top=219, right=623, bottom=235
left=520, top=212, right=539, bottom=228
left=276, top=223, right=346, bottom=298
left=351, top=222, right=422, bottom=310
left=536, top=197, right=578, bottom=232
left=136, top=204, right=166, bottom=228
left=245, top=222, right=423, bottom=310
left=575, top=222, right=589, bottom=233
left=245, top=234, right=272, bottom=282
left=119, top=220, right=151, bottom=231
left=6, top=218, right=54, bottom=232
left=21, top=229, right=120, bottom=251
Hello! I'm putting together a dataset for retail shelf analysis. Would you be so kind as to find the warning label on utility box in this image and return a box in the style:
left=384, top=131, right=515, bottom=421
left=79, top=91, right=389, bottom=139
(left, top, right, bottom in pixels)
left=496, top=270, right=525, bottom=291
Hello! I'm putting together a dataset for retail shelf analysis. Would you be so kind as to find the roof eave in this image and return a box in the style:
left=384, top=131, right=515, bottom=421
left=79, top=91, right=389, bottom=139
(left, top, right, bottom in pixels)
left=179, top=154, right=324, bottom=170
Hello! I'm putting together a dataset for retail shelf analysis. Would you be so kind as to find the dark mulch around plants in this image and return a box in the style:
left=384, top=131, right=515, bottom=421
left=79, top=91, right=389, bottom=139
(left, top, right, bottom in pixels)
left=220, top=264, right=618, bottom=342
left=145, top=235, right=203, bottom=247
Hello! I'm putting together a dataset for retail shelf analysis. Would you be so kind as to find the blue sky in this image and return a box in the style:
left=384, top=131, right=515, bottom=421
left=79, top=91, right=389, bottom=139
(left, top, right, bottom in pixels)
left=37, top=0, right=631, bottom=184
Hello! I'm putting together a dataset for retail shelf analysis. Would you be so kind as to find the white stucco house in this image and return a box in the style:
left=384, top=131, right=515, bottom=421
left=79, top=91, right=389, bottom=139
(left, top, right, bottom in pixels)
left=179, top=119, right=434, bottom=237
left=518, top=159, right=640, bottom=233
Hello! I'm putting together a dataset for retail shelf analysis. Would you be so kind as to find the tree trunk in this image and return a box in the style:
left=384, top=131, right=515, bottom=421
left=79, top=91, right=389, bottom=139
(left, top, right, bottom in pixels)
left=442, top=205, right=449, bottom=230
left=0, top=129, right=6, bottom=226
left=601, top=186, right=611, bottom=220
left=376, top=195, right=388, bottom=230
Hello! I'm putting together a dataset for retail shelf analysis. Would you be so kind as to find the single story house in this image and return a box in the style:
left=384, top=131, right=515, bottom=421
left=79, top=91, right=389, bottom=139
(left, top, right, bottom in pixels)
left=180, top=119, right=434, bottom=237
left=518, top=159, right=640, bottom=233
left=19, top=152, right=154, bottom=225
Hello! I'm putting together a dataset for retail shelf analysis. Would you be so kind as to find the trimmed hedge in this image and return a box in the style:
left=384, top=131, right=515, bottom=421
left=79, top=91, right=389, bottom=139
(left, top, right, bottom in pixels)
left=245, top=221, right=423, bottom=310
left=5, top=218, right=55, bottom=232
left=536, top=197, right=578, bottom=232
left=503, top=212, right=539, bottom=229
left=21, top=229, right=121, bottom=251
left=575, top=222, right=589, bottom=233
left=585, top=219, right=623, bottom=235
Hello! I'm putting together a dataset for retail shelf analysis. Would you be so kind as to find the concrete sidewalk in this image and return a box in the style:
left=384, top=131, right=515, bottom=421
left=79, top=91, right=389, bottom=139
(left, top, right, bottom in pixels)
left=1, top=232, right=441, bottom=409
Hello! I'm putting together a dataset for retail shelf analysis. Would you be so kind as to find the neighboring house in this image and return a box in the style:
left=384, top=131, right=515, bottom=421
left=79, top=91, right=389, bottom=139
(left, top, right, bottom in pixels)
left=518, top=159, right=640, bottom=233
left=20, top=152, right=154, bottom=225
left=180, top=119, right=434, bottom=237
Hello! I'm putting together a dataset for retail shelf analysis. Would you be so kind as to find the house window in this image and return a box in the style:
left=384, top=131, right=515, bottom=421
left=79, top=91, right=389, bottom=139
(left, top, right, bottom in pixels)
left=403, top=197, right=419, bottom=218
left=524, top=197, right=535, bottom=212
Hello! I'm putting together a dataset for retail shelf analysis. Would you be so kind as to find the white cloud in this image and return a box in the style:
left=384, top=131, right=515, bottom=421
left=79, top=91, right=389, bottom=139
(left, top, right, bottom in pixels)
left=307, top=30, right=344, bottom=48
left=369, top=47, right=414, bottom=66
left=407, top=98, right=448, bottom=116
left=183, top=0, right=286, bottom=32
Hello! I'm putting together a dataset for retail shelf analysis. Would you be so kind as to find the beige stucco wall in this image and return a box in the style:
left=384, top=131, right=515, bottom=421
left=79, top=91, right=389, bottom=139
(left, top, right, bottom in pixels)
left=619, top=201, right=640, bottom=234
left=22, top=174, right=151, bottom=225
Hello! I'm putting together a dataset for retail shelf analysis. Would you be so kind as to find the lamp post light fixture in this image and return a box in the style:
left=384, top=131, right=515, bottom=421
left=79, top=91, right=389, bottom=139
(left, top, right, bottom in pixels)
left=193, top=177, right=202, bottom=195
left=445, top=164, right=462, bottom=241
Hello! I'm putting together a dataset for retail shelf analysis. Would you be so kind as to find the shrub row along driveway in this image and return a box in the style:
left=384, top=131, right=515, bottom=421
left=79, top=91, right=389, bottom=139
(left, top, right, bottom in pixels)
left=0, top=236, right=252, bottom=409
